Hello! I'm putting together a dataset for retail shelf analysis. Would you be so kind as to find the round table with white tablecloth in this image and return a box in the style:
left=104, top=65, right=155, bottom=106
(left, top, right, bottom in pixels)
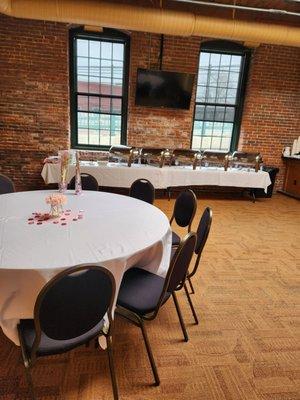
left=0, top=190, right=172, bottom=344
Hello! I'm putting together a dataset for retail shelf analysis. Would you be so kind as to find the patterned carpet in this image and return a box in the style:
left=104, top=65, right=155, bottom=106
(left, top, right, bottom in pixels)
left=0, top=194, right=299, bottom=400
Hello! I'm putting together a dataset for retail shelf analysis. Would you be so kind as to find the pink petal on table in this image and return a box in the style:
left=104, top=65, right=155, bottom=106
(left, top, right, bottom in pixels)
left=37, top=222, right=42, bottom=225
left=61, top=223, right=67, bottom=226
left=73, top=218, right=78, bottom=221
left=28, top=221, right=34, bottom=225
left=53, top=221, right=59, bottom=224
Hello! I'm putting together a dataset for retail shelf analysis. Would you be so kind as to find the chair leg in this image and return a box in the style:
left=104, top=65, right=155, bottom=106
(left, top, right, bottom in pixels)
left=183, top=284, right=199, bottom=325
left=139, top=319, right=160, bottom=386
left=106, top=335, right=119, bottom=400
left=24, top=366, right=36, bottom=400
left=172, top=292, right=189, bottom=342
left=187, top=275, right=195, bottom=294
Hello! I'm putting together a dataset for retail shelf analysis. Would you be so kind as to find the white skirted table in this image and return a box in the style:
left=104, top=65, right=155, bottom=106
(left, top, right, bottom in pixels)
left=41, top=162, right=272, bottom=193
left=0, top=190, right=172, bottom=345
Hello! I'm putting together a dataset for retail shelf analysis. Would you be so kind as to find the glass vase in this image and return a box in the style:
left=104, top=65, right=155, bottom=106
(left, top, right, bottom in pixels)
left=50, top=204, right=63, bottom=218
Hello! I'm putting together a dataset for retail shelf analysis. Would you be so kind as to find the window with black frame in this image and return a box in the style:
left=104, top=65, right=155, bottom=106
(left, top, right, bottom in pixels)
left=191, top=41, right=250, bottom=152
left=70, top=29, right=129, bottom=150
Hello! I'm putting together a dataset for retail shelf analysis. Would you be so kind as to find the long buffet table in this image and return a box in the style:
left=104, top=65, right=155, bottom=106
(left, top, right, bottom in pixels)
left=42, top=162, right=272, bottom=193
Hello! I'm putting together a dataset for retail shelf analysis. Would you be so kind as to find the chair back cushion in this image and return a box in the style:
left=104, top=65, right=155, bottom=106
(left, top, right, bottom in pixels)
left=167, top=232, right=197, bottom=292
left=68, top=174, right=98, bottom=191
left=36, top=266, right=114, bottom=340
left=129, top=179, right=155, bottom=204
left=195, top=207, right=212, bottom=255
left=0, top=174, right=15, bottom=194
left=173, top=190, right=196, bottom=227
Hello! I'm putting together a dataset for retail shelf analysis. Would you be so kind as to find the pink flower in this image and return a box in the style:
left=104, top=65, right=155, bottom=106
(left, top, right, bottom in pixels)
left=45, top=194, right=67, bottom=206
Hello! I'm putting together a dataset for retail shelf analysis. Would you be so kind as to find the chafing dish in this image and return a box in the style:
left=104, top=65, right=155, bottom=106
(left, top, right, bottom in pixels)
left=201, top=150, right=231, bottom=170
left=172, top=149, right=202, bottom=170
left=230, top=151, right=263, bottom=172
left=109, top=145, right=140, bottom=167
left=141, top=148, right=172, bottom=168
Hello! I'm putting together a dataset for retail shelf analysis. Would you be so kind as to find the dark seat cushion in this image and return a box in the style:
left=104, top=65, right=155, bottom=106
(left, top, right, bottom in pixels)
left=18, top=318, right=105, bottom=357
left=117, top=268, right=171, bottom=316
left=172, top=231, right=181, bottom=246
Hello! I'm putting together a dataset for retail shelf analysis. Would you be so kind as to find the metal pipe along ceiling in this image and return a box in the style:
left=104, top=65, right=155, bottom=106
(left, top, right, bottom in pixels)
left=0, top=0, right=299, bottom=47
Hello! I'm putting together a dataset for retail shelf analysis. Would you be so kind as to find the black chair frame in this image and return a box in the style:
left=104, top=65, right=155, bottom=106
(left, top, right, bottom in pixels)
left=116, top=232, right=197, bottom=386
left=170, top=189, right=197, bottom=248
left=68, top=173, right=99, bottom=191
left=129, top=178, right=155, bottom=205
left=185, top=207, right=213, bottom=325
left=0, top=173, right=16, bottom=194
left=18, top=264, right=118, bottom=400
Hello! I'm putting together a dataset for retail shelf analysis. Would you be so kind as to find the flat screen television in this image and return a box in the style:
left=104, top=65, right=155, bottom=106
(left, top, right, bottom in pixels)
left=135, top=68, right=195, bottom=110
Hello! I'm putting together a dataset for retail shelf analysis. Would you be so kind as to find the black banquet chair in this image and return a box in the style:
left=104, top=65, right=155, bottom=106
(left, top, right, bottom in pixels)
left=68, top=173, right=99, bottom=191
left=18, top=264, right=119, bottom=400
left=185, top=207, right=213, bottom=325
left=170, top=189, right=197, bottom=247
left=129, top=178, right=155, bottom=205
left=116, top=232, right=197, bottom=385
left=0, top=173, right=15, bottom=194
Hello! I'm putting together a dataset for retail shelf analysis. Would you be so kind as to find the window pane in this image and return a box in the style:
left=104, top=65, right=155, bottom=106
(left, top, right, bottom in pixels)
left=89, top=96, right=100, bottom=112
left=89, top=40, right=100, bottom=58
left=74, top=34, right=126, bottom=148
left=100, top=97, right=111, bottom=113
left=112, top=98, right=122, bottom=114
left=101, top=42, right=112, bottom=59
left=225, top=107, right=235, bottom=122
left=231, top=55, right=242, bottom=72
left=78, top=128, right=88, bottom=144
left=89, top=58, right=100, bottom=77
left=78, top=95, right=88, bottom=111
left=77, top=39, right=88, bottom=57
left=192, top=48, right=245, bottom=151
left=210, top=53, right=221, bottom=67
left=199, top=52, right=210, bottom=67
left=215, top=106, right=225, bottom=122
left=204, top=106, right=215, bottom=121
left=220, top=54, right=231, bottom=67
left=113, top=43, right=124, bottom=60
left=112, top=79, right=122, bottom=95
left=77, top=57, right=88, bottom=75
left=113, top=61, right=123, bottom=79
left=195, top=105, right=205, bottom=120
left=211, top=136, right=221, bottom=149
left=198, top=69, right=208, bottom=85
left=89, top=76, right=100, bottom=94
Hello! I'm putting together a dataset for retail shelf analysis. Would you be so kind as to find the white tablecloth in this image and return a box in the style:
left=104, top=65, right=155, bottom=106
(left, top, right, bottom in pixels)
left=0, top=191, right=172, bottom=345
left=42, top=162, right=272, bottom=193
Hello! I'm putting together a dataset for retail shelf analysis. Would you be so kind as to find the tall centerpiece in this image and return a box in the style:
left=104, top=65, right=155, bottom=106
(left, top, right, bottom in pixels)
left=75, top=151, right=82, bottom=195
left=59, top=150, right=70, bottom=193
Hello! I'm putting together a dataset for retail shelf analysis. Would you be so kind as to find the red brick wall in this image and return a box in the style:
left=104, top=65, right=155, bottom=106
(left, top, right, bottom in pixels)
left=127, top=32, right=200, bottom=148
left=0, top=15, right=69, bottom=191
left=0, top=14, right=299, bottom=191
left=239, top=45, right=300, bottom=189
